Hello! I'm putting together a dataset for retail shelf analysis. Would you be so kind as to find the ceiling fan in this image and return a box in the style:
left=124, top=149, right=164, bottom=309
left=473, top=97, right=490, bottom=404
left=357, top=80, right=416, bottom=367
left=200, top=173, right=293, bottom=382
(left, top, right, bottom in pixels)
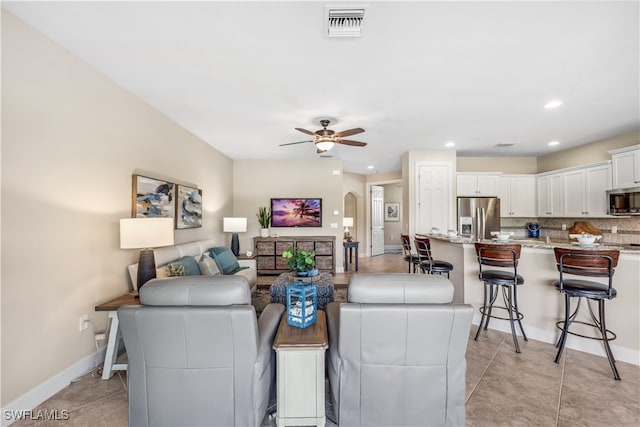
left=280, top=119, right=367, bottom=153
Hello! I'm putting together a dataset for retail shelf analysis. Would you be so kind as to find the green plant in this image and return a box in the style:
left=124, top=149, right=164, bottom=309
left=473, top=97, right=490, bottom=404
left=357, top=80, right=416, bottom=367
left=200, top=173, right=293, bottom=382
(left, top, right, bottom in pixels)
left=256, top=206, right=271, bottom=228
left=281, top=248, right=316, bottom=272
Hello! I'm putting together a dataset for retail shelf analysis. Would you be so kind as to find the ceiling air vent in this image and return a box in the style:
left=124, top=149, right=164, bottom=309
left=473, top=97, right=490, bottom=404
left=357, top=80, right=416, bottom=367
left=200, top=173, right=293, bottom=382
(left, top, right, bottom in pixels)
left=326, top=7, right=365, bottom=37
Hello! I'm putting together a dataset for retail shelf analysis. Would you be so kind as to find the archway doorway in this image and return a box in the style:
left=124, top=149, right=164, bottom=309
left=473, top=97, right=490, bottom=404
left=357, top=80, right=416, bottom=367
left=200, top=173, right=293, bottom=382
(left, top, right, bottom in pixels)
left=344, top=192, right=357, bottom=242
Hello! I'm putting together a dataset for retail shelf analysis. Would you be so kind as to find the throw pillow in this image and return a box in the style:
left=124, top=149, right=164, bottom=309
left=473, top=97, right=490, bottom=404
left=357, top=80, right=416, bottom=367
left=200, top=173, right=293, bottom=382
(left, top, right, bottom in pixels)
left=166, top=263, right=185, bottom=277
left=208, top=247, right=240, bottom=275
left=199, top=254, right=221, bottom=276
left=166, top=256, right=201, bottom=277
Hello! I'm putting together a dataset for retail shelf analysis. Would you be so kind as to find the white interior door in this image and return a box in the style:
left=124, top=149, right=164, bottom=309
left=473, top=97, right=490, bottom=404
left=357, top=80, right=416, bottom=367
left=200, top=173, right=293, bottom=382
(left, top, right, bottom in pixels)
left=417, top=164, right=450, bottom=233
left=371, top=185, right=385, bottom=256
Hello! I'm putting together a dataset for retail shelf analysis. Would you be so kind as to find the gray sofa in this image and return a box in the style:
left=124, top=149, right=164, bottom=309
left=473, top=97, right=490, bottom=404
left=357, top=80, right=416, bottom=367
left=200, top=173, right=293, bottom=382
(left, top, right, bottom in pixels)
left=118, top=276, right=283, bottom=426
left=127, top=239, right=257, bottom=295
left=326, top=273, right=473, bottom=427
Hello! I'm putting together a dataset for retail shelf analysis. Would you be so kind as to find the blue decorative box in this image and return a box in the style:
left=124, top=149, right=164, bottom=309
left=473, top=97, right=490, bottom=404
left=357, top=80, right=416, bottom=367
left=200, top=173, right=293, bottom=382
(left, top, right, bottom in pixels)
left=286, top=282, right=317, bottom=328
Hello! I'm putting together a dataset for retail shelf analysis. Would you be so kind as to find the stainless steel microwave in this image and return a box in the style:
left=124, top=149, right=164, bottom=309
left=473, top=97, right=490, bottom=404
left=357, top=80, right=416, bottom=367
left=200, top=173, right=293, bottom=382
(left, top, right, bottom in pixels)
left=607, top=187, right=640, bottom=215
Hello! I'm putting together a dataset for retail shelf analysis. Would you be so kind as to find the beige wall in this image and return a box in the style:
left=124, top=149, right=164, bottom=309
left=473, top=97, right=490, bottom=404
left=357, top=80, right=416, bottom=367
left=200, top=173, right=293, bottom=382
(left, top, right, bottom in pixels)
left=457, top=157, right=538, bottom=174
left=383, top=183, right=403, bottom=245
left=1, top=12, right=234, bottom=405
left=232, top=160, right=344, bottom=268
left=343, top=172, right=366, bottom=248
left=537, top=130, right=639, bottom=173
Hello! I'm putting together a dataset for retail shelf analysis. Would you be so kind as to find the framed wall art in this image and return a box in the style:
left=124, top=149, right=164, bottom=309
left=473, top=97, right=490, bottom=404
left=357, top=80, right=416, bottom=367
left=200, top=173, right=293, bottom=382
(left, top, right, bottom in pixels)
left=176, top=184, right=202, bottom=229
left=384, top=203, right=400, bottom=222
left=132, top=175, right=175, bottom=219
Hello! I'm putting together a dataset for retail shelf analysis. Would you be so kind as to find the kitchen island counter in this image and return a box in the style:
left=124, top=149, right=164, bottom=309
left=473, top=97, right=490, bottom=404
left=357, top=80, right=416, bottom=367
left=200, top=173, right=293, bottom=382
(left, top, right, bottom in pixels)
left=427, top=235, right=639, bottom=365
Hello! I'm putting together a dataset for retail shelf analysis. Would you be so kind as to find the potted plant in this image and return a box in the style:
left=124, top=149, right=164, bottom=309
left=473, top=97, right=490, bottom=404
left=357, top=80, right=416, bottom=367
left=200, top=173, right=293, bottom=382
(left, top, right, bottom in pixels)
left=282, top=247, right=318, bottom=276
left=256, top=206, right=271, bottom=238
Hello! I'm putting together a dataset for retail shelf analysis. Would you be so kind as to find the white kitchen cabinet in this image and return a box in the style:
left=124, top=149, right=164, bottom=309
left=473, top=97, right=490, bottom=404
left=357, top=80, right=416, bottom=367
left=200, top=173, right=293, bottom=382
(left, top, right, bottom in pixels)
left=537, top=173, right=563, bottom=217
left=563, top=164, right=611, bottom=217
left=610, top=145, right=640, bottom=189
left=498, top=175, right=536, bottom=217
left=562, top=163, right=611, bottom=217
left=585, top=164, right=612, bottom=216
left=457, top=173, right=500, bottom=196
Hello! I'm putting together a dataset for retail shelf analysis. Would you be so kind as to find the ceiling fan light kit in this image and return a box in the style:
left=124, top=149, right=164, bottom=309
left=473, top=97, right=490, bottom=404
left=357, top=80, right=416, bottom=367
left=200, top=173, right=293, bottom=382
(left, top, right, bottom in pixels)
left=281, top=118, right=367, bottom=153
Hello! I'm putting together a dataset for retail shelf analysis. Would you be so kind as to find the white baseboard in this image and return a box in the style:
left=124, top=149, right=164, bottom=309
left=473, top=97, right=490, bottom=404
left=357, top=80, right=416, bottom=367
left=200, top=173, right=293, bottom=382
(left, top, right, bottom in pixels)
left=472, top=313, right=639, bottom=366
left=1, top=347, right=106, bottom=427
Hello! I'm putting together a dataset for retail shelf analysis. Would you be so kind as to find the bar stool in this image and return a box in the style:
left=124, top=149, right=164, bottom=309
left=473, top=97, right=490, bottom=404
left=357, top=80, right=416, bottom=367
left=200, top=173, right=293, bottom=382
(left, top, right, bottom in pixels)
left=414, top=237, right=454, bottom=278
left=400, top=234, right=420, bottom=273
left=474, top=243, right=528, bottom=353
left=553, top=248, right=620, bottom=380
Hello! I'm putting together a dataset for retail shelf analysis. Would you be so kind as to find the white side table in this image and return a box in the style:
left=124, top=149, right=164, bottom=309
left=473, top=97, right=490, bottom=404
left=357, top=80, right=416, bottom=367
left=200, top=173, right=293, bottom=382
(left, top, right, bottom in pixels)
left=94, top=292, right=139, bottom=379
left=273, top=311, right=328, bottom=427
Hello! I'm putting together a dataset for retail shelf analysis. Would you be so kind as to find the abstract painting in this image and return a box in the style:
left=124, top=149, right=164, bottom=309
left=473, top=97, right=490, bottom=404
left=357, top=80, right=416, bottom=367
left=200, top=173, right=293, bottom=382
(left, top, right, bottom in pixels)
left=132, top=175, right=175, bottom=218
left=176, top=184, right=202, bottom=229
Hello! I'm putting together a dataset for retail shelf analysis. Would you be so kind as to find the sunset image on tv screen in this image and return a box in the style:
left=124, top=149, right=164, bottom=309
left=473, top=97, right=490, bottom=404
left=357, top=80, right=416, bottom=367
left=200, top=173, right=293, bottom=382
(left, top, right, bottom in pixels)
left=271, top=198, right=322, bottom=227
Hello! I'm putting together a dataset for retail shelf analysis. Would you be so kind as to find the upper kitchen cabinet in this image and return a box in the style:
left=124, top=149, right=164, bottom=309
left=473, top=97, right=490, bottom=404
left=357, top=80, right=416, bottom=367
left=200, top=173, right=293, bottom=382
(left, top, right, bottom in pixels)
left=498, top=175, right=536, bottom=217
left=563, top=163, right=612, bottom=217
left=610, top=145, right=640, bottom=189
left=537, top=173, right=563, bottom=217
left=457, top=173, right=500, bottom=196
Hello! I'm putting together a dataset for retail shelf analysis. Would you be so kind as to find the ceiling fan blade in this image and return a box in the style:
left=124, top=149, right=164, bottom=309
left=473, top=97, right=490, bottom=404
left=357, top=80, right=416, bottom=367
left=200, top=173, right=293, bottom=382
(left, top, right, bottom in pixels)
left=295, top=127, right=316, bottom=136
left=279, top=140, right=312, bottom=146
left=335, top=127, right=365, bottom=138
left=337, top=139, right=367, bottom=147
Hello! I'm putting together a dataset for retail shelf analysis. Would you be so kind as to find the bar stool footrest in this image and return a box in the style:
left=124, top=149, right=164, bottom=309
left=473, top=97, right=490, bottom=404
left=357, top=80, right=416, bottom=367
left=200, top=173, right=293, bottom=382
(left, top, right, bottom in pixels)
left=479, top=305, right=525, bottom=322
left=555, top=320, right=617, bottom=342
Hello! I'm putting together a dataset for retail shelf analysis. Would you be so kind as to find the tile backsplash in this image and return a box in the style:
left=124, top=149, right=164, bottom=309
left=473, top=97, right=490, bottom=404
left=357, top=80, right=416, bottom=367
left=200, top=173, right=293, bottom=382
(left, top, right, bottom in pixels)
left=500, top=217, right=640, bottom=245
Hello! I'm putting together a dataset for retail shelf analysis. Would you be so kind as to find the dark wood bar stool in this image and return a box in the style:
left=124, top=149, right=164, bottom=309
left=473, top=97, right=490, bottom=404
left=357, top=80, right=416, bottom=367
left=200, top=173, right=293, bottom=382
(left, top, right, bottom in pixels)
left=553, top=248, right=621, bottom=380
left=400, top=234, right=420, bottom=273
left=474, top=243, right=528, bottom=353
left=414, top=237, right=454, bottom=278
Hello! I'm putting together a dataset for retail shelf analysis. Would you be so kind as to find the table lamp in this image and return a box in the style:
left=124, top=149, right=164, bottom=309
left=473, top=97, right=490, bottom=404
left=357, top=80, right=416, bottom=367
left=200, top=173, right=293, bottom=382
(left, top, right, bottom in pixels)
left=343, top=217, right=353, bottom=241
left=120, top=217, right=174, bottom=290
left=223, top=217, right=247, bottom=256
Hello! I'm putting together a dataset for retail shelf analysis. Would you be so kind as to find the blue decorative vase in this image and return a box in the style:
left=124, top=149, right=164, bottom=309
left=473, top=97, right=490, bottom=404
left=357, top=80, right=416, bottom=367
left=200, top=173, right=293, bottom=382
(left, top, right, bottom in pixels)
left=297, top=271, right=309, bottom=277
left=308, top=268, right=319, bottom=277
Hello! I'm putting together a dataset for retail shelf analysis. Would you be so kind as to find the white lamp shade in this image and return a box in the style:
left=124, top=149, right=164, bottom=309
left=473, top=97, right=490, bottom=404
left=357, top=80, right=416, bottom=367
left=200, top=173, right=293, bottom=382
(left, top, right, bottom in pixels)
left=120, top=218, right=174, bottom=249
left=343, top=217, right=354, bottom=227
left=223, top=217, right=247, bottom=233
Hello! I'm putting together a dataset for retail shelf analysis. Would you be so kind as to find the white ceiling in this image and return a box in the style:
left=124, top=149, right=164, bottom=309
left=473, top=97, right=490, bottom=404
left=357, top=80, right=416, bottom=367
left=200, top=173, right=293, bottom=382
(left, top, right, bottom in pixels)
left=4, top=0, right=639, bottom=174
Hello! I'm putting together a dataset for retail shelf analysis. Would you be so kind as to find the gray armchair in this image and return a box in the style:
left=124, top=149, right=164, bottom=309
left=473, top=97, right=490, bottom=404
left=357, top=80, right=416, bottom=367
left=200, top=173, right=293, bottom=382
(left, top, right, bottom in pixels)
left=118, top=275, right=284, bottom=427
left=326, top=273, right=473, bottom=427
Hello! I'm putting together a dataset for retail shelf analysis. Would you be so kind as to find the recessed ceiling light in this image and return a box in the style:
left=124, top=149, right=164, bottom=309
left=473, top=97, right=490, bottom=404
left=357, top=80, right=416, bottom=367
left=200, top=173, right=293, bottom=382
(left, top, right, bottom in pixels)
left=544, top=100, right=563, bottom=109
left=367, top=165, right=375, bottom=169
left=548, top=140, right=560, bottom=146
left=445, top=141, right=455, bottom=147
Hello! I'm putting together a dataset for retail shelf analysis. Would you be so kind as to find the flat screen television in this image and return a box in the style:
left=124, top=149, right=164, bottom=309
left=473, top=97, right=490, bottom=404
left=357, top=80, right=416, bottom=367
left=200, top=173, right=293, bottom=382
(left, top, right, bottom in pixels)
left=270, top=198, right=322, bottom=227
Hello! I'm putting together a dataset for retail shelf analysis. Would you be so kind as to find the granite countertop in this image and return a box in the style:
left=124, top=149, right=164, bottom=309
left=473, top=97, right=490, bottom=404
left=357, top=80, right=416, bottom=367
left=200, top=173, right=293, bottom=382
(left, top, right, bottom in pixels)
left=427, top=234, right=640, bottom=254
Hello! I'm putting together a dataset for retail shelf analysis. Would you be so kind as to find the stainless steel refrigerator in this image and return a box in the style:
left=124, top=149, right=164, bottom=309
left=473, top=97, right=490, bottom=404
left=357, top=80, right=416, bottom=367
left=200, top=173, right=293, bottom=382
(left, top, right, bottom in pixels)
left=457, top=197, right=501, bottom=240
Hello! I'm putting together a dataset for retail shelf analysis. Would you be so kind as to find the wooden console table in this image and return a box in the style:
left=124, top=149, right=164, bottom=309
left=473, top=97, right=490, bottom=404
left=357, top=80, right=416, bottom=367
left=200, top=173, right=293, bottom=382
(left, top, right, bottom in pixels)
left=94, top=292, right=140, bottom=379
left=273, top=310, right=328, bottom=426
left=254, top=236, right=336, bottom=275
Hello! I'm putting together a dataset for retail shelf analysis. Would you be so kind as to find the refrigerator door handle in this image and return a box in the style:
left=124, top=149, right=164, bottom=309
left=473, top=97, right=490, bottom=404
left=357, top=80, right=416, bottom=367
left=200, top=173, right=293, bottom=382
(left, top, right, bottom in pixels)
left=477, top=207, right=485, bottom=240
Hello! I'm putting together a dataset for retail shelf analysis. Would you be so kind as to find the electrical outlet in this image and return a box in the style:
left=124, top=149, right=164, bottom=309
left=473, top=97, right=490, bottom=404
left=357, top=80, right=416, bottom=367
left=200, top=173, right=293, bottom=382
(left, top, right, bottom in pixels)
left=611, top=226, right=618, bottom=234
left=561, top=224, right=567, bottom=231
left=79, top=314, right=89, bottom=332
left=330, top=222, right=338, bottom=229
